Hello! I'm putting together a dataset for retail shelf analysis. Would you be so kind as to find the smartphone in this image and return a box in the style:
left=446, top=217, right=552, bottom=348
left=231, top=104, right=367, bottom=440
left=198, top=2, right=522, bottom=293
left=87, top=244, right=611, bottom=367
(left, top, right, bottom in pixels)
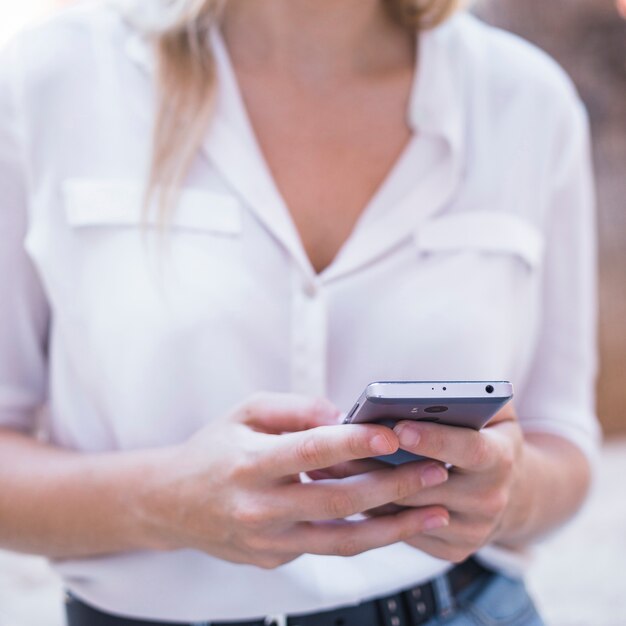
left=343, top=381, right=513, bottom=465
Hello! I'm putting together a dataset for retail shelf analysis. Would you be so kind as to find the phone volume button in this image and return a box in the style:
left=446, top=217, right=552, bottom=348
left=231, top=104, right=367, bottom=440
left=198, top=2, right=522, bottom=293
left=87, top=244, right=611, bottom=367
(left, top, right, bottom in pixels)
left=346, top=403, right=360, bottom=420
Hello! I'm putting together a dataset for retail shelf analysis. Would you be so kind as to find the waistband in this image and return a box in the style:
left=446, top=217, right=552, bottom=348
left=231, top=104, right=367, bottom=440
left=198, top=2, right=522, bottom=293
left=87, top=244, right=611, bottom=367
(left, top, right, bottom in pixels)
left=65, top=557, right=491, bottom=626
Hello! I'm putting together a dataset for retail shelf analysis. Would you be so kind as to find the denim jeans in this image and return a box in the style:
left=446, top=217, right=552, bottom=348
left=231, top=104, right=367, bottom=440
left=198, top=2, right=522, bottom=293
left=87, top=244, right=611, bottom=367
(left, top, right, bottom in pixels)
left=424, top=570, right=546, bottom=626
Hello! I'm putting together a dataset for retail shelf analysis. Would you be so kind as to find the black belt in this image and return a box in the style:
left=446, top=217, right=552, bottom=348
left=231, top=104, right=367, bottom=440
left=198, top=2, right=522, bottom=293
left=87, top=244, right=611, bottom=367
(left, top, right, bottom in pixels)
left=65, top=558, right=490, bottom=626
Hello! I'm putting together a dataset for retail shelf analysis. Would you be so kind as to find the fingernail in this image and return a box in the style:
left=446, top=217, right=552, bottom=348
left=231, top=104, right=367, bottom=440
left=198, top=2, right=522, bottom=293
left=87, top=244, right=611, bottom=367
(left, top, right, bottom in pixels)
left=394, top=423, right=420, bottom=449
left=423, top=515, right=449, bottom=531
left=371, top=434, right=394, bottom=455
left=422, top=464, right=448, bottom=488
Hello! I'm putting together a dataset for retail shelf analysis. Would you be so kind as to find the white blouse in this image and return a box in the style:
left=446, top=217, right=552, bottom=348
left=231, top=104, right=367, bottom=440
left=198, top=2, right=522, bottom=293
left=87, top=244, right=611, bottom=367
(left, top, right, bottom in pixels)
left=0, top=1, right=600, bottom=621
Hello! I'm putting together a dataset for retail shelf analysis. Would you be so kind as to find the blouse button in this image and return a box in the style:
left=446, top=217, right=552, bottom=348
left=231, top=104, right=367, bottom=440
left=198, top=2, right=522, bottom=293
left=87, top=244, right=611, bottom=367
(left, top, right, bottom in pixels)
left=303, top=280, right=319, bottom=299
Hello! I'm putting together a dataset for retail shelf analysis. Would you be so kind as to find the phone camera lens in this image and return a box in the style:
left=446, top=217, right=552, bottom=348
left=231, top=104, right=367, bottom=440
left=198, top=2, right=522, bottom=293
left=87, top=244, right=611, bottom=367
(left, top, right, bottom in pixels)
left=424, top=405, right=448, bottom=414
left=486, top=385, right=494, bottom=394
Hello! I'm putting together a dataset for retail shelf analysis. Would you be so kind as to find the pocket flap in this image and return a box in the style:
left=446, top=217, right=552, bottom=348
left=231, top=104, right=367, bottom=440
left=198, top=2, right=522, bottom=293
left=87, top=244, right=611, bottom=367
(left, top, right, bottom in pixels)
left=63, top=179, right=242, bottom=235
left=415, top=210, right=544, bottom=269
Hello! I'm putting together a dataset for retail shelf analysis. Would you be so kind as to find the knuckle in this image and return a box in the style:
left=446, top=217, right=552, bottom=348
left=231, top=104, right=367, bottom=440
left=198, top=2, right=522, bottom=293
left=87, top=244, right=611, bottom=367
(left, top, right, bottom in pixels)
left=240, top=392, right=278, bottom=421
left=395, top=495, right=418, bottom=507
left=242, top=392, right=266, bottom=415
left=494, top=488, right=510, bottom=513
left=239, top=525, right=286, bottom=556
left=237, top=404, right=254, bottom=424
left=393, top=471, right=422, bottom=501
left=232, top=502, right=268, bottom=530
left=425, top=429, right=446, bottom=459
left=398, top=518, right=420, bottom=542
left=296, top=435, right=328, bottom=467
left=346, top=431, right=369, bottom=459
left=255, top=554, right=286, bottom=570
left=464, top=523, right=490, bottom=549
left=228, top=455, right=255, bottom=480
left=469, top=435, right=492, bottom=468
left=240, top=532, right=268, bottom=553
left=498, top=443, right=516, bottom=473
left=332, top=537, right=363, bottom=557
left=483, top=488, right=509, bottom=517
left=307, top=396, right=324, bottom=412
left=449, top=546, right=474, bottom=564
left=325, top=491, right=357, bottom=519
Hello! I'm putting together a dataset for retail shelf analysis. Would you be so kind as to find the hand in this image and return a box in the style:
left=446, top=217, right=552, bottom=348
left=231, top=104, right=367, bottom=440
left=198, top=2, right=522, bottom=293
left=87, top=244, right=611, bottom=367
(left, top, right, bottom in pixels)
left=310, top=405, right=525, bottom=563
left=138, top=393, right=450, bottom=569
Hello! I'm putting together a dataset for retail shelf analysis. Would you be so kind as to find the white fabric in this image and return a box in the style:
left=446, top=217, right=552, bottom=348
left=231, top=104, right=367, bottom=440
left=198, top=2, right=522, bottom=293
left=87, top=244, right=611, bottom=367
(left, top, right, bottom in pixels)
left=0, top=0, right=600, bottom=621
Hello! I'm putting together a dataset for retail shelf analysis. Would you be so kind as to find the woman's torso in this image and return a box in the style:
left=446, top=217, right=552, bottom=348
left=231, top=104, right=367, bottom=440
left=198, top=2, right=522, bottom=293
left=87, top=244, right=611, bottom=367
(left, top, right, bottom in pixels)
left=3, top=0, right=594, bottom=620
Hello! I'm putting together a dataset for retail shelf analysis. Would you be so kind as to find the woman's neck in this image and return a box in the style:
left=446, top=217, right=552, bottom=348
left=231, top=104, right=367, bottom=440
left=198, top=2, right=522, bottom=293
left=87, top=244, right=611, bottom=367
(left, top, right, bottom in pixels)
left=220, top=0, right=415, bottom=83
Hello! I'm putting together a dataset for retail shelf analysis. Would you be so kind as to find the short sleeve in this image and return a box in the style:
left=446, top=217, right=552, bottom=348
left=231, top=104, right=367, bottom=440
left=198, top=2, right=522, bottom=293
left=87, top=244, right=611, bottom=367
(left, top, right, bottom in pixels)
left=0, top=40, right=50, bottom=433
left=516, top=94, right=601, bottom=463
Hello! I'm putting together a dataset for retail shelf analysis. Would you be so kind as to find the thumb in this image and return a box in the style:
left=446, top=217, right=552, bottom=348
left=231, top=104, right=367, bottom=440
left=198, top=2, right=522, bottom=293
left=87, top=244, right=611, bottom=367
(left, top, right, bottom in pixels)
left=487, top=401, right=518, bottom=427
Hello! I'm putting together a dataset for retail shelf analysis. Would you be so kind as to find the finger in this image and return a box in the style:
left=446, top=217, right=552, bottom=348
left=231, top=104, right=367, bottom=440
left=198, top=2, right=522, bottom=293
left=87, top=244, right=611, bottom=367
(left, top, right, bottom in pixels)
left=308, top=459, right=445, bottom=482
left=259, top=423, right=400, bottom=476
left=385, top=469, right=469, bottom=508
left=286, top=506, right=450, bottom=557
left=364, top=503, right=407, bottom=516
left=354, top=511, right=486, bottom=564
left=485, top=402, right=518, bottom=427
left=392, top=421, right=499, bottom=471
left=401, top=516, right=493, bottom=563
left=399, top=532, right=470, bottom=563
left=274, top=461, right=448, bottom=521
left=307, top=458, right=382, bottom=481
left=233, top=393, right=341, bottom=433
left=364, top=487, right=449, bottom=512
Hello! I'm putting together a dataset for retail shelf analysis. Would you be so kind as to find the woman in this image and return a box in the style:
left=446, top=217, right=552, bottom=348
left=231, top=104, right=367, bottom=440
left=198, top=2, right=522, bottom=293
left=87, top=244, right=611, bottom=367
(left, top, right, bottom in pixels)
left=0, top=0, right=599, bottom=625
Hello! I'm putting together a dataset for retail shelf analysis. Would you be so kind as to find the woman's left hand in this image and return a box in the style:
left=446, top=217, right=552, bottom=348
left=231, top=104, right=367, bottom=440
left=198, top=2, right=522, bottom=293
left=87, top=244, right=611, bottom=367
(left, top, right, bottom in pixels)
left=309, top=405, right=527, bottom=563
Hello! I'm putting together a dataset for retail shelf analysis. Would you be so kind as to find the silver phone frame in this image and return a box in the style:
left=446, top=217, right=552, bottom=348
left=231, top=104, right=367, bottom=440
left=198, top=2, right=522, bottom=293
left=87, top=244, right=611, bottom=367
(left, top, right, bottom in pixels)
left=343, top=381, right=513, bottom=465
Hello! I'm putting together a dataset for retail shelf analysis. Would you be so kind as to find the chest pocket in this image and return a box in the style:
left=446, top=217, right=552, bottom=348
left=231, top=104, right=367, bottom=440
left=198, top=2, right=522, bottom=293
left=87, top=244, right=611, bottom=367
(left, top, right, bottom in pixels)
left=63, top=179, right=242, bottom=235
left=414, top=210, right=543, bottom=271
left=59, top=179, right=246, bottom=329
left=410, top=210, right=544, bottom=376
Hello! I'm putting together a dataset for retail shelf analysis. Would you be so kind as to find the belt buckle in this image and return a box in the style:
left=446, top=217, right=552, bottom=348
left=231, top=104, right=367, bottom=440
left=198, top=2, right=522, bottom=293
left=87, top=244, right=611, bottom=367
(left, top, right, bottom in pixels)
left=264, top=615, right=287, bottom=626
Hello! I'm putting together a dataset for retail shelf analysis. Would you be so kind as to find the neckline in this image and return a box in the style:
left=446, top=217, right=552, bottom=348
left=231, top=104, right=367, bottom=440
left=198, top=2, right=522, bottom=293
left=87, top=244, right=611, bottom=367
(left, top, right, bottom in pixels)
left=209, top=27, right=429, bottom=277
left=122, top=12, right=467, bottom=281
left=210, top=25, right=423, bottom=132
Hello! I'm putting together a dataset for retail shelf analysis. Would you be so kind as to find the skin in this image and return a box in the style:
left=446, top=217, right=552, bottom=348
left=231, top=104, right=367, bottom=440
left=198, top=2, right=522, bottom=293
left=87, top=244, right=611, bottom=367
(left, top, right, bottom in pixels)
left=0, top=0, right=592, bottom=566
left=220, top=0, right=416, bottom=274
left=309, top=407, right=592, bottom=561
left=0, top=395, right=449, bottom=563
left=218, top=0, right=593, bottom=560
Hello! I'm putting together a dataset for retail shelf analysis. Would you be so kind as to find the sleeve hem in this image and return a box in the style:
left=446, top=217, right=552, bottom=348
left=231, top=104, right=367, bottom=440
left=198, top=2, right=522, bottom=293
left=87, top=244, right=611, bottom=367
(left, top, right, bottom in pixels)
left=0, top=410, right=38, bottom=435
left=520, top=419, right=602, bottom=475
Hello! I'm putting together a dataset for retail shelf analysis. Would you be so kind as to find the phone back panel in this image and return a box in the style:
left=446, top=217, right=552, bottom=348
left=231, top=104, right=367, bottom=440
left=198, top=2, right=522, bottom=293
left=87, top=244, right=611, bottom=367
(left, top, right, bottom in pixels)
left=348, top=396, right=509, bottom=430
left=344, top=383, right=512, bottom=465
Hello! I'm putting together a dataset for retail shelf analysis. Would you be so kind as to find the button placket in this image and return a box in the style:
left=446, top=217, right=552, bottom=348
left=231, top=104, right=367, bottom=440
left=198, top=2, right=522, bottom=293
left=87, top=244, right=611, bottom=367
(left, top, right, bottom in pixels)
left=290, top=269, right=328, bottom=398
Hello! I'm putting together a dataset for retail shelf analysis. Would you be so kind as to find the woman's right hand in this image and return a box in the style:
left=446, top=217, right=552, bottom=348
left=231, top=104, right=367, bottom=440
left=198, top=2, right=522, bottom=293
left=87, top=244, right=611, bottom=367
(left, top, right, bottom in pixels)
left=138, top=393, right=449, bottom=569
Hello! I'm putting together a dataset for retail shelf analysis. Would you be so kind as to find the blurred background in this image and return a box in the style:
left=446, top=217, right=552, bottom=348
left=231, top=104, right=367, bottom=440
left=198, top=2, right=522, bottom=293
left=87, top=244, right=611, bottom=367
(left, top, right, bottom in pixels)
left=475, top=0, right=626, bottom=439
left=0, top=1, right=624, bottom=625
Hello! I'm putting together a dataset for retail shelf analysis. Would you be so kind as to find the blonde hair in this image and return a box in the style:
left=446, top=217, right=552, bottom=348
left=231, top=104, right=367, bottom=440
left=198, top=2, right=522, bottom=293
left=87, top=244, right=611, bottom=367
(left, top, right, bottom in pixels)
left=121, top=0, right=460, bottom=217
